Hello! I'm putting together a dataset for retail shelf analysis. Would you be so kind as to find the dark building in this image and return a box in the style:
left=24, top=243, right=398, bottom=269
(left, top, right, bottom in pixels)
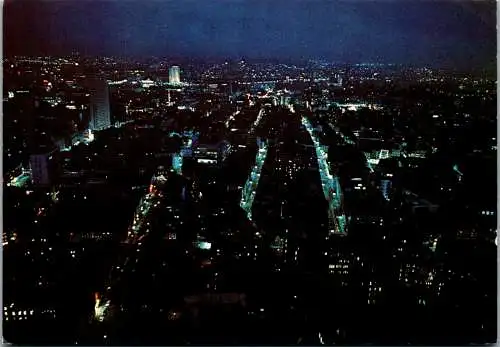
left=88, top=78, right=111, bottom=131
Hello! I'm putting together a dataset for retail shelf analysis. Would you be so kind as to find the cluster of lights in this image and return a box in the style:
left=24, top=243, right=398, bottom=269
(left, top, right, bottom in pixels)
left=3, top=305, right=53, bottom=321
left=94, top=293, right=110, bottom=323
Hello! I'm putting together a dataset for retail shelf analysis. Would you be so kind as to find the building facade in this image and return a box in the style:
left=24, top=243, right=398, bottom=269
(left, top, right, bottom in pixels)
left=169, top=66, right=181, bottom=85
left=88, top=78, right=111, bottom=131
left=30, top=153, right=51, bottom=186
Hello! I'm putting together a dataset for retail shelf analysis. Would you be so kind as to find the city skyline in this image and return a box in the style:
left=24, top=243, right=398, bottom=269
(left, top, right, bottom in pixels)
left=2, top=1, right=496, bottom=345
left=3, top=51, right=496, bottom=347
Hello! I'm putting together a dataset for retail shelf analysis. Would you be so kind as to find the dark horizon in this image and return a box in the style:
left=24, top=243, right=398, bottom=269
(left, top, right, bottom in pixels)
left=3, top=0, right=496, bottom=70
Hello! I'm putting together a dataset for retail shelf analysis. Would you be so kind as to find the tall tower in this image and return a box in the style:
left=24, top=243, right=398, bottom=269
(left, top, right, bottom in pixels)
left=169, top=66, right=181, bottom=85
left=88, top=78, right=111, bottom=131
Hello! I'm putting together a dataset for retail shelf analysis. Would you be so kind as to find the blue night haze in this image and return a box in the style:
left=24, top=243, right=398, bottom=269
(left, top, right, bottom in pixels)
left=4, top=0, right=496, bottom=68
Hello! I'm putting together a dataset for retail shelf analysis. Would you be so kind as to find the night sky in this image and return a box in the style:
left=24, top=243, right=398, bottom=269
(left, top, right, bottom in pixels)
left=3, top=0, right=496, bottom=68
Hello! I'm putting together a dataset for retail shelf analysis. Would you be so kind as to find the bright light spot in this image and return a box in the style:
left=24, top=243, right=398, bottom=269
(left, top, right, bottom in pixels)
left=197, top=241, right=212, bottom=250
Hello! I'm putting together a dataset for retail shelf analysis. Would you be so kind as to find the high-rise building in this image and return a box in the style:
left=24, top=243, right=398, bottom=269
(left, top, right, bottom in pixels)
left=30, top=153, right=51, bottom=186
left=380, top=179, right=392, bottom=201
left=88, top=78, right=111, bottom=131
left=169, top=66, right=181, bottom=85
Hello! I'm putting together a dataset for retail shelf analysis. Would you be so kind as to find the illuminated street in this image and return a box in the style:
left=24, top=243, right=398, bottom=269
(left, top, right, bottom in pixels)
left=125, top=173, right=167, bottom=243
left=240, top=141, right=269, bottom=221
left=301, top=116, right=346, bottom=235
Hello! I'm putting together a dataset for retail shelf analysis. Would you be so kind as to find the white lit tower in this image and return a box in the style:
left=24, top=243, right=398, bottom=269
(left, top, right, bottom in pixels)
left=169, top=65, right=181, bottom=85
left=88, top=78, right=111, bottom=131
